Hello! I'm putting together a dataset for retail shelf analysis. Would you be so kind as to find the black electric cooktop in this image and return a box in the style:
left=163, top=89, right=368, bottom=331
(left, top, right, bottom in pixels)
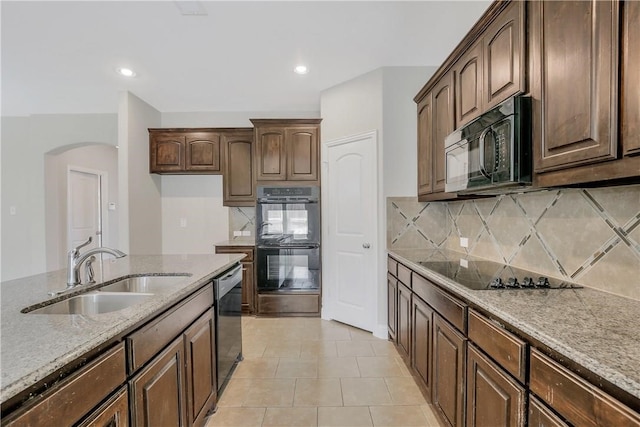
left=418, top=259, right=582, bottom=291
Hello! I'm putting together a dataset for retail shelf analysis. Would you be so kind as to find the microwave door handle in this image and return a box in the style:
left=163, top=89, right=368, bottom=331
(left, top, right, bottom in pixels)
left=478, top=129, right=491, bottom=178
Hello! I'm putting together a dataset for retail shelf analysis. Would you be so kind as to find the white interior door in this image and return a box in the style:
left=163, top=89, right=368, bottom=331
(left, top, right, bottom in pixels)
left=323, top=131, right=378, bottom=332
left=68, top=168, right=103, bottom=251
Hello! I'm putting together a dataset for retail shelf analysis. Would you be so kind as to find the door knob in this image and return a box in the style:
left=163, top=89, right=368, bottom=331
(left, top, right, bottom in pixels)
left=362, top=243, right=371, bottom=249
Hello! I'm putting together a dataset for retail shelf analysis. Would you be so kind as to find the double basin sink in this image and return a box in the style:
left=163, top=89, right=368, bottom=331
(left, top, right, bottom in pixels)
left=22, top=275, right=191, bottom=315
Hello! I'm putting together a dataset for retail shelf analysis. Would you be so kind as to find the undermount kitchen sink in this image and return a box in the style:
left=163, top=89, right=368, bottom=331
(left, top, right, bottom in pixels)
left=98, top=274, right=190, bottom=293
left=25, top=292, right=154, bottom=315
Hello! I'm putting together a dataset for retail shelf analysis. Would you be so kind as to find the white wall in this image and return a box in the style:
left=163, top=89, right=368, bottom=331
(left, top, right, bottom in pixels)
left=320, top=66, right=431, bottom=337
left=159, top=110, right=319, bottom=253
left=44, top=144, right=119, bottom=271
left=1, top=114, right=117, bottom=281
left=118, top=92, right=162, bottom=255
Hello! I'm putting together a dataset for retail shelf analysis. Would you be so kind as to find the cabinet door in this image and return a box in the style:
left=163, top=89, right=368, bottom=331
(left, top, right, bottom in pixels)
left=78, top=387, right=129, bottom=427
left=397, top=282, right=412, bottom=360
left=222, top=131, right=255, bottom=206
left=242, top=261, right=255, bottom=314
left=528, top=396, right=569, bottom=427
left=184, top=309, right=216, bottom=427
left=531, top=0, right=619, bottom=172
left=417, top=93, right=433, bottom=198
left=622, top=0, right=640, bottom=156
left=411, top=296, right=434, bottom=401
left=255, top=127, right=286, bottom=181
left=432, top=73, right=455, bottom=193
left=387, top=273, right=398, bottom=342
left=186, top=132, right=221, bottom=173
left=130, top=337, right=186, bottom=427
left=150, top=133, right=185, bottom=173
left=483, top=0, right=525, bottom=110
left=466, top=345, right=525, bottom=427
left=454, top=40, right=483, bottom=127
left=433, top=314, right=466, bottom=427
left=286, top=127, right=319, bottom=181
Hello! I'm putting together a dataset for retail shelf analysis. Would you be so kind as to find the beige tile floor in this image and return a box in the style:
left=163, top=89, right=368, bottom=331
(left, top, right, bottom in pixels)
left=206, top=316, right=442, bottom=427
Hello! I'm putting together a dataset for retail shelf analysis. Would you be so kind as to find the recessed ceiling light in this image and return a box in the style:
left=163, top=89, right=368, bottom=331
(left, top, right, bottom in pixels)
left=174, top=1, right=207, bottom=16
left=294, top=65, right=309, bottom=75
left=116, top=68, right=136, bottom=77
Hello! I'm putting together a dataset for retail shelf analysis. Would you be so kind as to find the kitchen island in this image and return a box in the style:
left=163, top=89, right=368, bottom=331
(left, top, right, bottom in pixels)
left=0, top=253, right=244, bottom=421
left=389, top=248, right=640, bottom=426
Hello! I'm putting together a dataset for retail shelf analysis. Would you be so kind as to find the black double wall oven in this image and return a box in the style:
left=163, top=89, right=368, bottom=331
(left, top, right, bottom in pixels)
left=256, top=186, right=321, bottom=293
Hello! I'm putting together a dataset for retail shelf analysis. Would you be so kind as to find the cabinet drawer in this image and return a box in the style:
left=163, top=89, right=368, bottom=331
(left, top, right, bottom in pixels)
left=412, top=273, right=467, bottom=333
left=4, top=343, right=126, bottom=427
left=529, top=395, right=569, bottom=427
left=258, top=294, right=319, bottom=315
left=387, top=256, right=398, bottom=278
left=530, top=349, right=640, bottom=427
left=127, top=285, right=214, bottom=372
left=397, top=263, right=412, bottom=287
left=215, top=245, right=254, bottom=262
left=468, top=309, right=526, bottom=383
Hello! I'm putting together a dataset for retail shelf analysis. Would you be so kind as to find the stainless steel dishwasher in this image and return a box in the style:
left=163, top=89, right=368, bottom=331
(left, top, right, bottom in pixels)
left=214, top=264, right=243, bottom=393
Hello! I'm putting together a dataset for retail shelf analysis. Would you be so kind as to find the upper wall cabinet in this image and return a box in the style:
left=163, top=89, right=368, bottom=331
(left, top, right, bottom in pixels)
left=149, top=129, right=222, bottom=174
left=417, top=93, right=433, bottom=197
left=621, top=0, right=640, bottom=157
left=251, top=119, right=321, bottom=185
left=530, top=0, right=619, bottom=173
left=452, top=0, right=525, bottom=128
left=221, top=129, right=255, bottom=207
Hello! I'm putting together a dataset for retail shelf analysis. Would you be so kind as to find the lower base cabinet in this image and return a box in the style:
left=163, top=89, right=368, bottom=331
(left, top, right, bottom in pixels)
left=433, top=314, right=467, bottom=427
left=387, top=274, right=398, bottom=342
left=466, top=345, right=526, bottom=427
left=79, top=387, right=130, bottom=427
left=397, top=282, right=412, bottom=360
left=411, top=296, right=434, bottom=400
left=528, top=396, right=569, bottom=427
left=130, top=336, right=187, bottom=427
left=184, top=309, right=216, bottom=427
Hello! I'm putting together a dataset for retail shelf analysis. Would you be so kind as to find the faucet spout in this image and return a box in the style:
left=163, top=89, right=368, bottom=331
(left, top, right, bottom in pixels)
left=66, top=238, right=127, bottom=287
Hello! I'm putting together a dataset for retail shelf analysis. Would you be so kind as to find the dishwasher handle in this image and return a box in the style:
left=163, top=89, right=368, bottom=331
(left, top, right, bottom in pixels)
left=216, top=264, right=243, bottom=299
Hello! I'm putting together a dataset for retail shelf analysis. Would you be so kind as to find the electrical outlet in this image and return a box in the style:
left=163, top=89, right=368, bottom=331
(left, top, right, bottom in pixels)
left=233, top=231, right=242, bottom=237
left=460, top=237, right=469, bottom=248
left=179, top=218, right=187, bottom=228
left=460, top=259, right=469, bottom=268
left=242, top=230, right=251, bottom=236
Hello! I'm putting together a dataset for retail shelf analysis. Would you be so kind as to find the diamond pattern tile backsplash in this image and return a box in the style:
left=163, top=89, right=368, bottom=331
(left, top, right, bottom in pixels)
left=387, top=184, right=640, bottom=300
left=228, top=207, right=256, bottom=240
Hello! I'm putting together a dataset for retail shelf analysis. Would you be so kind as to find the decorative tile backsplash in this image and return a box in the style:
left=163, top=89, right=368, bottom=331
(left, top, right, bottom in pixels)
left=228, top=207, right=256, bottom=240
left=388, top=184, right=640, bottom=300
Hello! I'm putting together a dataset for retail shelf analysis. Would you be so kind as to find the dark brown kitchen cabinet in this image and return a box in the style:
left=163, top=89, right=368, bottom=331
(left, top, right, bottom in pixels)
left=2, top=344, right=127, bottom=427
left=530, top=349, right=640, bottom=427
left=221, top=130, right=255, bottom=207
left=453, top=40, right=483, bottom=127
left=411, top=295, right=434, bottom=401
left=621, top=0, right=640, bottom=157
left=397, top=281, right=412, bottom=361
left=417, top=93, right=433, bottom=198
left=184, top=309, right=216, bottom=427
left=130, top=336, right=186, bottom=427
left=149, top=130, right=222, bottom=174
left=530, top=0, right=619, bottom=173
left=251, top=119, right=321, bottom=185
left=432, top=74, right=455, bottom=195
left=216, top=245, right=255, bottom=314
left=466, top=345, right=525, bottom=427
left=528, top=396, right=569, bottom=427
left=78, top=387, right=129, bottom=427
left=483, top=0, right=525, bottom=110
left=387, top=273, right=398, bottom=342
left=433, top=314, right=466, bottom=427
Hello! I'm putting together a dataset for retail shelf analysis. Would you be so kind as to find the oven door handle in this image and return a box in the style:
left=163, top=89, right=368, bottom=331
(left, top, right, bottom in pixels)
left=257, top=244, right=319, bottom=250
left=478, top=128, right=495, bottom=179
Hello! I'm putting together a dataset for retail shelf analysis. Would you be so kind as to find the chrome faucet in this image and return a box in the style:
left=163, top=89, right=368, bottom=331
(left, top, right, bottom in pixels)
left=66, top=237, right=126, bottom=287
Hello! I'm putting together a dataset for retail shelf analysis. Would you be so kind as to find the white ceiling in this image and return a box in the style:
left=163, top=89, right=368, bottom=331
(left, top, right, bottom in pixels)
left=1, top=1, right=490, bottom=116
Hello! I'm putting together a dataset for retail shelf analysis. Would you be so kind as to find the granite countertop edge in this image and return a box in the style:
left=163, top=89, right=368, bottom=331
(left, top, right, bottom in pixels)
left=214, top=239, right=256, bottom=247
left=388, top=249, right=640, bottom=401
left=0, top=254, right=244, bottom=404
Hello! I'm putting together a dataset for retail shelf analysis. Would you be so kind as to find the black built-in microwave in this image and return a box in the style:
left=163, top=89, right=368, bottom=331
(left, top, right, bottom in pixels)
left=444, top=96, right=531, bottom=194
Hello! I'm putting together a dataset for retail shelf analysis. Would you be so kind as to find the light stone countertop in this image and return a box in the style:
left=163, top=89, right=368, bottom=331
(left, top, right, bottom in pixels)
left=0, top=254, right=244, bottom=404
left=389, top=248, right=640, bottom=403
left=214, top=238, right=255, bottom=247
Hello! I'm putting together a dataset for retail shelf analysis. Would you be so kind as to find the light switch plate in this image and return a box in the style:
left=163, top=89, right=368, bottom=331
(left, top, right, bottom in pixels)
left=242, top=230, right=251, bottom=236
left=233, top=231, right=242, bottom=237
